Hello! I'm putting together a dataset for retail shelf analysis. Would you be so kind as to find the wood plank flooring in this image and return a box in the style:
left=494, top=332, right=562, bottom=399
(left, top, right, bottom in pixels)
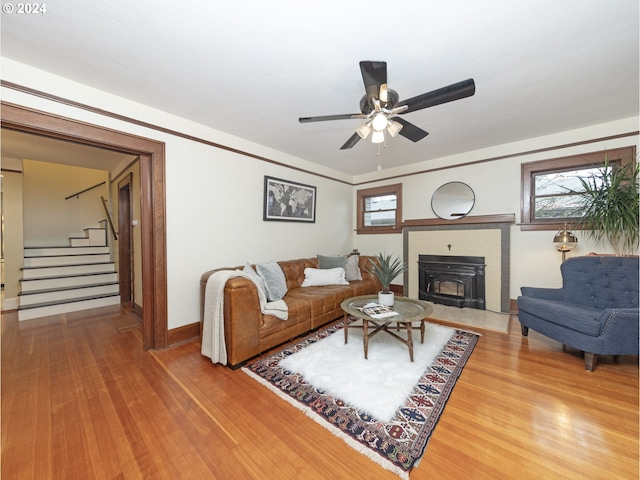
left=2, top=305, right=638, bottom=479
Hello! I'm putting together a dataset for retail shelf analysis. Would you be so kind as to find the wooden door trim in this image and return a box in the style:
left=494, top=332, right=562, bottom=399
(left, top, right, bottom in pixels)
left=1, top=101, right=168, bottom=349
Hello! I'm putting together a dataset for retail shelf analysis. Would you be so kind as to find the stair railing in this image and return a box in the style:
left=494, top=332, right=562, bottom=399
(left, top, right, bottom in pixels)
left=101, top=196, right=118, bottom=240
left=65, top=181, right=106, bottom=200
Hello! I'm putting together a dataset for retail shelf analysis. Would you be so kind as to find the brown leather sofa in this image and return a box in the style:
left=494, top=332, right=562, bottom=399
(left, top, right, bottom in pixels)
left=200, top=256, right=381, bottom=368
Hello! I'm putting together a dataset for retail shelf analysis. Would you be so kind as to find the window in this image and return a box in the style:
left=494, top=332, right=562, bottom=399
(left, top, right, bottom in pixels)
left=521, top=147, right=635, bottom=230
left=357, top=183, right=402, bottom=234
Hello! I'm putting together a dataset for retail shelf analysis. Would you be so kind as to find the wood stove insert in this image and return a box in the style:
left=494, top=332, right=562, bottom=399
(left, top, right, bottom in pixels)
left=418, top=254, right=486, bottom=309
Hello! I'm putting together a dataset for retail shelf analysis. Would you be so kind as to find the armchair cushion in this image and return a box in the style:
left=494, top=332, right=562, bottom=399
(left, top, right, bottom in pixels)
left=517, top=296, right=601, bottom=336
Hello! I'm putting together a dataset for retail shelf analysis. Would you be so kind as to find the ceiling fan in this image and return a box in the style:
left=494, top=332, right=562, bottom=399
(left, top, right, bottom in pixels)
left=299, top=61, right=475, bottom=150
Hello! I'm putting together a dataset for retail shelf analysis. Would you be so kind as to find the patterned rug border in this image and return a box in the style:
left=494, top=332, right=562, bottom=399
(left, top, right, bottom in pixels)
left=242, top=322, right=479, bottom=479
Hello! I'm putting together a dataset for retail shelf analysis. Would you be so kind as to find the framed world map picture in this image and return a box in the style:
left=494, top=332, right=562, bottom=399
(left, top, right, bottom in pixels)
left=264, top=176, right=316, bottom=223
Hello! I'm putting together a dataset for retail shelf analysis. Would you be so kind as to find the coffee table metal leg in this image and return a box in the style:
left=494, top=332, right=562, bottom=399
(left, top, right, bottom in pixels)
left=363, top=319, right=369, bottom=359
left=406, top=322, right=414, bottom=362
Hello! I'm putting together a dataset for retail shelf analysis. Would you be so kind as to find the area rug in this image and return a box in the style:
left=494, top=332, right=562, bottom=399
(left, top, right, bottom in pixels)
left=242, top=321, right=479, bottom=478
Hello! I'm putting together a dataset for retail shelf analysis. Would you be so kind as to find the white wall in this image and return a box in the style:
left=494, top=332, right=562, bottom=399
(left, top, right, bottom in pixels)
left=1, top=165, right=24, bottom=301
left=354, top=117, right=639, bottom=300
left=22, top=160, right=109, bottom=246
left=1, top=58, right=354, bottom=329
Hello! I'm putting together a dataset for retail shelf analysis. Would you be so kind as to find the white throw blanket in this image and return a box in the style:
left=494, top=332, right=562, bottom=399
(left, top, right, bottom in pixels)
left=201, top=269, right=288, bottom=365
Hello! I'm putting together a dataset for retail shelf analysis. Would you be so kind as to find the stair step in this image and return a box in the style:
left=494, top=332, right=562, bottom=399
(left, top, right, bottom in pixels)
left=20, top=272, right=118, bottom=291
left=21, top=263, right=116, bottom=279
left=18, top=282, right=120, bottom=306
left=17, top=294, right=121, bottom=321
left=25, top=246, right=109, bottom=257
left=24, top=253, right=111, bottom=267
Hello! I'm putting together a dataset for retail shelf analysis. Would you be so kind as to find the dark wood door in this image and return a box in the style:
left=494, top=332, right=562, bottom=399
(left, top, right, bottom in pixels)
left=118, top=174, right=133, bottom=304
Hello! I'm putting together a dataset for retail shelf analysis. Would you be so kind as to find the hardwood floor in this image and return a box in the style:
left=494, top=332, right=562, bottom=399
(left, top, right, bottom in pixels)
left=2, top=305, right=638, bottom=479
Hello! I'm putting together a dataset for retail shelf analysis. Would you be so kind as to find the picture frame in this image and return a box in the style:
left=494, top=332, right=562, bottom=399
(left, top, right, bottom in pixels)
left=264, top=176, right=316, bottom=223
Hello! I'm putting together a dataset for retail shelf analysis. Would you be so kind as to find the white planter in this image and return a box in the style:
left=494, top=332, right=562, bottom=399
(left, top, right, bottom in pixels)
left=378, top=291, right=395, bottom=306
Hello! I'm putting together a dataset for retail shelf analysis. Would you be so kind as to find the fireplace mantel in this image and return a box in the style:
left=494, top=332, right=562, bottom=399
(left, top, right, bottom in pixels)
left=403, top=213, right=515, bottom=228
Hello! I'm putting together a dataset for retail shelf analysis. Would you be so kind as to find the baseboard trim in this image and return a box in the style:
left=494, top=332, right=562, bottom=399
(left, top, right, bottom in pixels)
left=133, top=302, right=143, bottom=319
left=168, top=321, right=200, bottom=346
left=1, top=297, right=19, bottom=311
left=510, top=298, right=518, bottom=313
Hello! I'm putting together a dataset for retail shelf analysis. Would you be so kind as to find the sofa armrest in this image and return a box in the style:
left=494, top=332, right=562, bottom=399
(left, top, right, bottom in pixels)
left=200, top=268, right=263, bottom=366
left=223, top=277, right=263, bottom=365
left=520, top=286, right=565, bottom=302
left=597, top=308, right=640, bottom=355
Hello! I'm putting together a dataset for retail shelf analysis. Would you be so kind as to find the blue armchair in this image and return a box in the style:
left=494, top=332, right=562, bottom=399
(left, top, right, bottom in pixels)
left=517, top=256, right=639, bottom=371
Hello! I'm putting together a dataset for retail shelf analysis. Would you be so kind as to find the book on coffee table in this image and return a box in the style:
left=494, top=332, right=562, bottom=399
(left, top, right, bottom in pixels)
left=357, top=302, right=399, bottom=319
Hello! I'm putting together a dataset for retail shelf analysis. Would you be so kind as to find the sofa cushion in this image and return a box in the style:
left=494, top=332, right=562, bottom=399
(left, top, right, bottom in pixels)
left=279, top=258, right=317, bottom=290
left=344, top=255, right=362, bottom=281
left=301, top=267, right=349, bottom=287
left=256, top=262, right=288, bottom=301
left=317, top=254, right=347, bottom=270
left=288, top=285, right=354, bottom=317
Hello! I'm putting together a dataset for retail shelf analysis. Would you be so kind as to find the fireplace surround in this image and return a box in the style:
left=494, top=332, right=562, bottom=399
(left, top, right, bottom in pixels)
left=403, top=214, right=514, bottom=313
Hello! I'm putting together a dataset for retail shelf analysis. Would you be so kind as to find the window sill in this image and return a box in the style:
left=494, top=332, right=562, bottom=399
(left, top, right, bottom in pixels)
left=356, top=227, right=402, bottom=235
left=520, top=221, right=585, bottom=231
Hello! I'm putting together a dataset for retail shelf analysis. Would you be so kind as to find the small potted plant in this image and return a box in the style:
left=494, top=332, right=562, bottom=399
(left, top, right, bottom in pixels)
left=366, top=252, right=408, bottom=306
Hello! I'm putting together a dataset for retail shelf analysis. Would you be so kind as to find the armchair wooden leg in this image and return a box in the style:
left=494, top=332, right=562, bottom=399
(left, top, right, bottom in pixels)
left=584, top=352, right=598, bottom=372
left=521, top=324, right=529, bottom=336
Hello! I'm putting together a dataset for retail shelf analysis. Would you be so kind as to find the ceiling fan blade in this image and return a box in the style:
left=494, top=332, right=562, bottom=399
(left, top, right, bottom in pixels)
left=299, top=113, right=365, bottom=123
left=340, top=132, right=362, bottom=150
left=396, top=78, right=475, bottom=114
left=360, top=61, right=387, bottom=105
left=393, top=117, right=429, bottom=142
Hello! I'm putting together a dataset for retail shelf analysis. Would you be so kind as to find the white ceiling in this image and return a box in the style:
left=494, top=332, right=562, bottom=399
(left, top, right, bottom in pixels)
left=1, top=129, right=135, bottom=171
left=1, top=0, right=638, bottom=176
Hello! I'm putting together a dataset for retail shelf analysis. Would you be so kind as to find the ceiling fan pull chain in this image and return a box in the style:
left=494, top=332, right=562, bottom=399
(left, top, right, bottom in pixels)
left=377, top=144, right=382, bottom=170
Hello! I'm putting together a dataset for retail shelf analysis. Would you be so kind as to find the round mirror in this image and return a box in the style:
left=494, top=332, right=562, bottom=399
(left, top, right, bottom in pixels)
left=431, top=182, right=475, bottom=220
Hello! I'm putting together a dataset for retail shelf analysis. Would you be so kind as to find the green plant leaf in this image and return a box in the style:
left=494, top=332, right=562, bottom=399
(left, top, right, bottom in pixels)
left=365, top=252, right=408, bottom=293
left=571, top=156, right=639, bottom=255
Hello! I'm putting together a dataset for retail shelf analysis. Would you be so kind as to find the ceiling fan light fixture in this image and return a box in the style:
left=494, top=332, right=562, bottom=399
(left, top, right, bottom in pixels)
left=387, top=120, right=403, bottom=137
left=379, top=84, right=388, bottom=103
left=371, top=130, right=385, bottom=144
left=371, top=112, right=388, bottom=132
left=356, top=122, right=372, bottom=139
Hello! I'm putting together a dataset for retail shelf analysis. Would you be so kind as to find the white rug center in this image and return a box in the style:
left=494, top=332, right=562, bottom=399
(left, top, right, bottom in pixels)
left=279, top=322, right=455, bottom=422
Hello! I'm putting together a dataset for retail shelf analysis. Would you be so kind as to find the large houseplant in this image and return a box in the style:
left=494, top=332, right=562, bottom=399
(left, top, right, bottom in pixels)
left=366, top=252, right=408, bottom=306
left=573, top=157, right=639, bottom=256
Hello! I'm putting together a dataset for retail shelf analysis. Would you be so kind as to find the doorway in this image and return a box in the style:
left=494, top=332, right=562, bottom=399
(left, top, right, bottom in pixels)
left=118, top=173, right=133, bottom=306
left=1, top=102, right=168, bottom=349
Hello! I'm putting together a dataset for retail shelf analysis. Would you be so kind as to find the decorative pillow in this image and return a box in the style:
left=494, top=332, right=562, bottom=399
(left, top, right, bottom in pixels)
left=256, top=262, right=288, bottom=301
left=344, top=254, right=362, bottom=281
left=317, top=254, right=347, bottom=270
left=301, top=267, right=349, bottom=287
left=242, top=263, right=267, bottom=300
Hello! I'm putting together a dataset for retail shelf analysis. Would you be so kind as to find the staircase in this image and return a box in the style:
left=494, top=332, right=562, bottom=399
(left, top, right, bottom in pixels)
left=18, top=223, right=121, bottom=321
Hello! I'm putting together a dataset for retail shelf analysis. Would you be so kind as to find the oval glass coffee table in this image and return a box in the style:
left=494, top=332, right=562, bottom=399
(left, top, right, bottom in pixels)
left=340, top=295, right=434, bottom=362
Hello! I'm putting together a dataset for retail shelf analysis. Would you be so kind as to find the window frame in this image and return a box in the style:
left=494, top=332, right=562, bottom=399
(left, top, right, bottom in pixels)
left=356, top=183, right=403, bottom=234
left=520, top=147, right=636, bottom=231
